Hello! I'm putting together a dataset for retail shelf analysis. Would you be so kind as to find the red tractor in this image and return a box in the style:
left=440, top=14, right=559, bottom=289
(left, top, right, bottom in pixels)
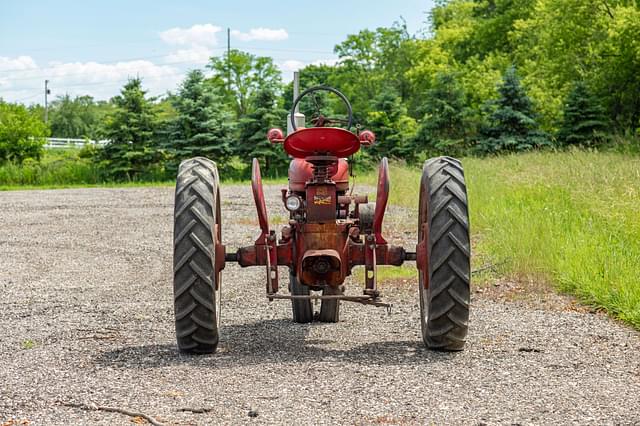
left=172, top=86, right=470, bottom=353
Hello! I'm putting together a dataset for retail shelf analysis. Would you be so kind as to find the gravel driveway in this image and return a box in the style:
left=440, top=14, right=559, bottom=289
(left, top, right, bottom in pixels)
left=1, top=186, right=639, bottom=425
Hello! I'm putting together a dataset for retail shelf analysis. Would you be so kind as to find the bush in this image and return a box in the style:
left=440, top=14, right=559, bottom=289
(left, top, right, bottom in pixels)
left=0, top=101, right=48, bottom=163
left=0, top=149, right=100, bottom=186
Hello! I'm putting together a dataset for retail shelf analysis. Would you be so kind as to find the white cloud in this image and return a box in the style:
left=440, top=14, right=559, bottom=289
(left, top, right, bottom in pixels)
left=158, top=24, right=225, bottom=66
left=0, top=55, right=38, bottom=72
left=159, top=23, right=221, bottom=47
left=276, top=58, right=341, bottom=81
left=164, top=46, right=213, bottom=65
left=1, top=22, right=316, bottom=103
left=231, top=27, right=288, bottom=42
left=1, top=55, right=183, bottom=102
left=279, top=60, right=305, bottom=72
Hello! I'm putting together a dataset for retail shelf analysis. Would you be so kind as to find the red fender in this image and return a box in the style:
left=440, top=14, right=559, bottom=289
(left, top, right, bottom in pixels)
left=251, top=158, right=279, bottom=294
left=373, top=157, right=389, bottom=244
left=251, top=158, right=269, bottom=244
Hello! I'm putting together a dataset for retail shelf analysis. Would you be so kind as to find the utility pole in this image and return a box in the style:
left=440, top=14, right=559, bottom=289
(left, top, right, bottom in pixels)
left=226, top=27, right=231, bottom=92
left=44, top=80, right=50, bottom=123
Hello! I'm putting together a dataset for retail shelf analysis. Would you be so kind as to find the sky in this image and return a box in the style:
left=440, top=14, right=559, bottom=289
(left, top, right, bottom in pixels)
left=0, top=0, right=434, bottom=104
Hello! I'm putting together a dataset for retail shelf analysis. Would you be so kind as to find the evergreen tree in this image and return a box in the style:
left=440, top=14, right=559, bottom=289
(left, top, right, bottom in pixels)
left=365, top=88, right=417, bottom=161
left=237, top=88, right=289, bottom=176
left=413, top=72, right=470, bottom=156
left=478, top=66, right=549, bottom=154
left=557, top=81, right=608, bottom=146
left=99, top=78, right=159, bottom=180
left=165, top=70, right=235, bottom=173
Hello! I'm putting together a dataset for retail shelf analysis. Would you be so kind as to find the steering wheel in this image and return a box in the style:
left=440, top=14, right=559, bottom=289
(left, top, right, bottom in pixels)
left=290, top=86, right=353, bottom=132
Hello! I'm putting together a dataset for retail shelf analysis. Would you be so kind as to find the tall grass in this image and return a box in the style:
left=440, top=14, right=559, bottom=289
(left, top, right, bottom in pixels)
left=0, top=149, right=100, bottom=187
left=0, top=150, right=283, bottom=190
left=365, top=150, right=640, bottom=328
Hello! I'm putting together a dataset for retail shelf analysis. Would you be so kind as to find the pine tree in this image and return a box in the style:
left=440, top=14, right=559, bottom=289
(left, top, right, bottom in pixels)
left=237, top=88, right=289, bottom=176
left=165, top=70, right=235, bottom=173
left=557, top=81, right=608, bottom=146
left=99, top=78, right=159, bottom=180
left=413, top=72, right=470, bottom=156
left=366, top=88, right=417, bottom=160
left=478, top=66, right=549, bottom=154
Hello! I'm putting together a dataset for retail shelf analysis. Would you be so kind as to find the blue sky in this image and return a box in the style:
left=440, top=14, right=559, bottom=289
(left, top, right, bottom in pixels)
left=0, top=0, right=434, bottom=104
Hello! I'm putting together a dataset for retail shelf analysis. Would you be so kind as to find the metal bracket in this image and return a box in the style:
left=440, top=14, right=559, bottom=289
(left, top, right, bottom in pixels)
left=269, top=293, right=391, bottom=310
left=265, top=232, right=279, bottom=298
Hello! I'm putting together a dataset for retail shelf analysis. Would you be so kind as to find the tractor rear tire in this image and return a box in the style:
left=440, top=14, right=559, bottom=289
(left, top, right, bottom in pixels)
left=289, top=271, right=313, bottom=323
left=318, top=286, right=341, bottom=323
left=418, top=156, right=470, bottom=351
left=173, top=157, right=222, bottom=354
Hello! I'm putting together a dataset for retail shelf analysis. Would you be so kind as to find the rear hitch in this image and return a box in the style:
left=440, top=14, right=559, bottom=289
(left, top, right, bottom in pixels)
left=267, top=293, right=392, bottom=312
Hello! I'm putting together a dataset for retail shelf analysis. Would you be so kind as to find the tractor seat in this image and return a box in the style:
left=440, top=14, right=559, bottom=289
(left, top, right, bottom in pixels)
left=283, top=127, right=361, bottom=159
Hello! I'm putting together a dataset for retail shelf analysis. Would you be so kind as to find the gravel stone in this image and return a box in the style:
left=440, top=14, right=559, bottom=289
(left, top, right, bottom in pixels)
left=1, top=186, right=639, bottom=425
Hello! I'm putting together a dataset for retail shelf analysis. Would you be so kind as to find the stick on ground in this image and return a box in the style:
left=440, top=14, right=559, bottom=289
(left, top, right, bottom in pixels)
left=58, top=401, right=166, bottom=426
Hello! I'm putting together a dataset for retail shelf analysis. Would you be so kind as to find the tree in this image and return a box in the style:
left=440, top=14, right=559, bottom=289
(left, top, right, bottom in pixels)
left=98, top=78, right=159, bottom=180
left=413, top=72, right=471, bottom=156
left=333, top=23, right=417, bottom=117
left=508, top=0, right=640, bottom=128
left=237, top=88, right=289, bottom=176
left=0, top=101, right=48, bottom=163
left=282, top=64, right=336, bottom=112
left=365, top=88, right=417, bottom=161
left=49, top=94, right=101, bottom=139
left=557, top=81, right=608, bottom=146
left=207, top=49, right=281, bottom=118
left=165, top=70, right=235, bottom=173
left=478, top=66, right=549, bottom=153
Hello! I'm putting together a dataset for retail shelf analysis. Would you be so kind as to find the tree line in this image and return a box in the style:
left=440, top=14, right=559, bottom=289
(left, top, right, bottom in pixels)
left=1, top=0, right=638, bottom=180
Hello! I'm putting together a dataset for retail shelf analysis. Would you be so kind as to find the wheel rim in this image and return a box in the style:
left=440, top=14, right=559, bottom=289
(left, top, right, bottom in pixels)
left=418, top=164, right=430, bottom=336
left=419, top=274, right=429, bottom=326
left=215, top=187, right=222, bottom=327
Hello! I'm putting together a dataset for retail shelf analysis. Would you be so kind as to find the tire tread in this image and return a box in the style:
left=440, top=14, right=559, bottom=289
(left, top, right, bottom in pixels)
left=173, top=157, right=220, bottom=354
left=421, top=156, right=471, bottom=351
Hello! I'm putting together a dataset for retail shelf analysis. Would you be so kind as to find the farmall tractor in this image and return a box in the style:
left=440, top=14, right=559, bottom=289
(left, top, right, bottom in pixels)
left=172, top=86, right=470, bottom=354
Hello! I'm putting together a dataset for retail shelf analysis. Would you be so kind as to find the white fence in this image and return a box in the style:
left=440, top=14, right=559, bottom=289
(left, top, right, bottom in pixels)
left=44, top=137, right=109, bottom=149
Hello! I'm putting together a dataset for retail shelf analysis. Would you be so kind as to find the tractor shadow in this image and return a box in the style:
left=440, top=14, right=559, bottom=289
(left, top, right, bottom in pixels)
left=96, top=319, right=459, bottom=369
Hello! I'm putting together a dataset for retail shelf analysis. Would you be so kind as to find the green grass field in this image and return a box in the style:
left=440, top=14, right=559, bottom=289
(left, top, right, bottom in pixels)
left=362, top=150, right=639, bottom=328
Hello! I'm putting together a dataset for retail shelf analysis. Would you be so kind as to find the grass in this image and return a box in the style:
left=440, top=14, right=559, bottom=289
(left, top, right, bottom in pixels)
left=21, top=339, right=36, bottom=350
left=0, top=149, right=288, bottom=190
left=361, top=150, right=639, bottom=328
left=0, top=149, right=101, bottom=188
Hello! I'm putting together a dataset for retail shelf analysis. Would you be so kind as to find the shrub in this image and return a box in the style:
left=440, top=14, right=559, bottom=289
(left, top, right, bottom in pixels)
left=0, top=101, right=48, bottom=163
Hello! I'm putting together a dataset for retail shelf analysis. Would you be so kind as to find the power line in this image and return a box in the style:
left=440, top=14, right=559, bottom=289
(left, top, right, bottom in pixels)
left=2, top=29, right=342, bottom=56
left=5, top=52, right=339, bottom=90
left=0, top=47, right=336, bottom=75
left=13, top=92, right=41, bottom=102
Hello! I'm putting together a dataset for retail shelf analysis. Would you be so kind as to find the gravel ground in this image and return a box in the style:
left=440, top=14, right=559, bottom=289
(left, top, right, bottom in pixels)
left=1, top=186, right=639, bottom=425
